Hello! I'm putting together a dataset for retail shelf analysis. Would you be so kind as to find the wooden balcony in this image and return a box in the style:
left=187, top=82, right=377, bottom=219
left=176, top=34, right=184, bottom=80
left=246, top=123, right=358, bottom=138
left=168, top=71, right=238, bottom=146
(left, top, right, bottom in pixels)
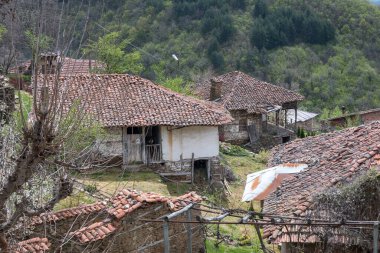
left=146, top=144, right=163, bottom=164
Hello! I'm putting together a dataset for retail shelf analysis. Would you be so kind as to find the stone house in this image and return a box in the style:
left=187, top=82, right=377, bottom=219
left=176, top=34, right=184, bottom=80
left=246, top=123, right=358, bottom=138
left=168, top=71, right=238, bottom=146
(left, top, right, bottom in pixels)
left=38, top=74, right=232, bottom=182
left=195, top=71, right=304, bottom=151
left=13, top=190, right=204, bottom=253
left=326, top=108, right=380, bottom=129
left=262, top=122, right=380, bottom=253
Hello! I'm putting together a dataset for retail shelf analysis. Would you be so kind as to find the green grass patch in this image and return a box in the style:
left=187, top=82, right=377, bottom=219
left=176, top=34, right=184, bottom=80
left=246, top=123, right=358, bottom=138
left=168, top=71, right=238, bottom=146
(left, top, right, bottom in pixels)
left=54, top=191, right=96, bottom=211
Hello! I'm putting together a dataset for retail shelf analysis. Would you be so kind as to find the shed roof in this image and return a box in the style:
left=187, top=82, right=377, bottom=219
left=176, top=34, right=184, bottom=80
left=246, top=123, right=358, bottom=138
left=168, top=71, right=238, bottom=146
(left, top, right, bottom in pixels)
left=195, top=71, right=304, bottom=114
left=262, top=122, right=380, bottom=243
left=286, top=109, right=318, bottom=123
left=38, top=74, right=232, bottom=127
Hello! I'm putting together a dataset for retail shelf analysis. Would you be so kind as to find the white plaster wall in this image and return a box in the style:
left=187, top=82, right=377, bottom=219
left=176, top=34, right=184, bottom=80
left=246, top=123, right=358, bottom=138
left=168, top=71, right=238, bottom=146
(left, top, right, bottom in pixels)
left=97, top=128, right=123, bottom=156
left=161, top=126, right=219, bottom=161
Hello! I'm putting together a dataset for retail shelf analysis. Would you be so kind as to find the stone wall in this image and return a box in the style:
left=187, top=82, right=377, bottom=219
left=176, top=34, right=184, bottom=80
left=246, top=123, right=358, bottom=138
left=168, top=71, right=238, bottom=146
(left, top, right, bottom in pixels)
left=64, top=204, right=205, bottom=253
left=250, top=123, right=296, bottom=153
left=29, top=206, right=108, bottom=250
left=221, top=110, right=262, bottom=145
left=362, top=110, right=380, bottom=124
left=97, top=127, right=123, bottom=158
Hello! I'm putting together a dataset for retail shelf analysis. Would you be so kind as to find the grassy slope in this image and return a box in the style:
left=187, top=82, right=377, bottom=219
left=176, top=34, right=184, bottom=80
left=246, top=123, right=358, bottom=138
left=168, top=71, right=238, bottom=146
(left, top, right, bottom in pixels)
left=205, top=150, right=268, bottom=253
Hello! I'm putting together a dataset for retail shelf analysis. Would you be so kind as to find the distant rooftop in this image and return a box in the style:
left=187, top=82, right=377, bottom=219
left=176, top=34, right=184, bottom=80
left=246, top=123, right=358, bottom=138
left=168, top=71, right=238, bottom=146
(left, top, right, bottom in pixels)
left=195, top=71, right=304, bottom=114
left=287, top=109, right=318, bottom=124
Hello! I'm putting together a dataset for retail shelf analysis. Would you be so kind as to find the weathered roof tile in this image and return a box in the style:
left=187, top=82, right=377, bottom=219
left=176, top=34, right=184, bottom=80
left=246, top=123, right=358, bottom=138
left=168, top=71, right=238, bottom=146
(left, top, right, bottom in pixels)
left=38, top=74, right=232, bottom=127
left=263, top=122, right=380, bottom=243
left=195, top=71, right=304, bottom=113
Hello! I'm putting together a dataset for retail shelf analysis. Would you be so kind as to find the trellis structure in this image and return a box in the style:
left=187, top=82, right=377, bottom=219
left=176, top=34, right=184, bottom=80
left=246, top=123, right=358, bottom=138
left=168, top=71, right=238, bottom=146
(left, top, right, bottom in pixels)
left=140, top=202, right=380, bottom=253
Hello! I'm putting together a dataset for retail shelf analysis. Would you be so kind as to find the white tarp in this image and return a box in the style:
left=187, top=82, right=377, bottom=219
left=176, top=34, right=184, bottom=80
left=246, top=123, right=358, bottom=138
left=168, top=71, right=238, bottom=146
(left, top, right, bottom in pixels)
left=241, top=163, right=308, bottom=202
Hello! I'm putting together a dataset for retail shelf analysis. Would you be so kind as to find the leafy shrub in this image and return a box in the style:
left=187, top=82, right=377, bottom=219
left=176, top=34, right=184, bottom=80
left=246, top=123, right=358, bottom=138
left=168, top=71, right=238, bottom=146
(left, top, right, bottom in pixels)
left=84, top=184, right=97, bottom=194
left=254, top=150, right=269, bottom=164
left=220, top=142, right=250, bottom=156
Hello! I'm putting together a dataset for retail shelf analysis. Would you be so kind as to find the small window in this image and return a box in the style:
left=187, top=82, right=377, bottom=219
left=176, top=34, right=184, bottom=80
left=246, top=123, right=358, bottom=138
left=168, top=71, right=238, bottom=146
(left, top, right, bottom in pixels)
left=239, top=118, right=247, bottom=131
left=282, top=136, right=291, bottom=143
left=126, top=127, right=142, bottom=134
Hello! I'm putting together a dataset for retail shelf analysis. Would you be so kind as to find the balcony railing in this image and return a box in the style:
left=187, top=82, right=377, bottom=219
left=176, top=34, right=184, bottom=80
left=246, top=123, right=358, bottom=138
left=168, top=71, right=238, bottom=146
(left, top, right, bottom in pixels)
left=146, top=144, right=162, bottom=164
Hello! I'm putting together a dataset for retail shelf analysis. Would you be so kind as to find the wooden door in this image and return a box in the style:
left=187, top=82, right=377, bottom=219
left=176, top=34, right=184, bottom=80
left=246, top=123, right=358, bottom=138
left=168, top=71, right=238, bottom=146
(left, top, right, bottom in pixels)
left=248, top=124, right=258, bottom=143
left=123, top=128, right=144, bottom=165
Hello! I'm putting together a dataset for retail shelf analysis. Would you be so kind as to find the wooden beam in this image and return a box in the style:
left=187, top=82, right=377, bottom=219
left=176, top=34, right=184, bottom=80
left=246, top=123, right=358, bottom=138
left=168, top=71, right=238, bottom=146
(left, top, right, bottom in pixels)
left=191, top=153, right=194, bottom=185
left=294, top=103, right=298, bottom=132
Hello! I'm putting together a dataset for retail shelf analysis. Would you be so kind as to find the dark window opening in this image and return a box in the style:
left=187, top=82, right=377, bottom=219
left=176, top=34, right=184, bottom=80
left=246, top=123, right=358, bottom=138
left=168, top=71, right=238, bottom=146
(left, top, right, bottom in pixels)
left=194, top=159, right=209, bottom=182
left=145, top=126, right=160, bottom=144
left=239, top=118, right=247, bottom=131
left=127, top=127, right=142, bottom=134
left=282, top=136, right=291, bottom=143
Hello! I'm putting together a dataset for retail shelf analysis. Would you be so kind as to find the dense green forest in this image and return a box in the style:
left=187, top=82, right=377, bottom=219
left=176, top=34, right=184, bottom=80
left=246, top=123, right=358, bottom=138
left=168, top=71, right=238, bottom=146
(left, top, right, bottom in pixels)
left=5, top=0, right=380, bottom=115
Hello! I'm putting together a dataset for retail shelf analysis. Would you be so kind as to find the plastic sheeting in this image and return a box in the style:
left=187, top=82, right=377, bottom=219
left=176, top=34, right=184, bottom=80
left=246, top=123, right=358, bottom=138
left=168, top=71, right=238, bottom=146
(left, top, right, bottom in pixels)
left=242, top=163, right=308, bottom=202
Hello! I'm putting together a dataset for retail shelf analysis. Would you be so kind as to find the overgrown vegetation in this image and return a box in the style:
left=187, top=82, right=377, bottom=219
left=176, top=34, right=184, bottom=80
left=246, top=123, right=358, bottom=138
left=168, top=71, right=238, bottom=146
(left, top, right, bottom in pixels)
left=313, top=169, right=380, bottom=251
left=251, top=0, right=335, bottom=50
left=48, top=0, right=380, bottom=114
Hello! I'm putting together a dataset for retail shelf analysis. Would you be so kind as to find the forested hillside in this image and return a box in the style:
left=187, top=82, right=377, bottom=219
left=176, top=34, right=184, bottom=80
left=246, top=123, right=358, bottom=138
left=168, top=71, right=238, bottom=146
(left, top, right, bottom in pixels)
left=5, top=0, right=380, bottom=114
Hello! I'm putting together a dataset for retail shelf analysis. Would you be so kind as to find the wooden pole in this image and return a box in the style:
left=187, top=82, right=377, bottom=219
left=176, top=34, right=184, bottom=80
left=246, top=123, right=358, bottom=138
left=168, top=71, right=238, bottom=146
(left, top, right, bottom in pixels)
left=240, top=213, right=267, bottom=253
left=191, top=153, right=194, bottom=184
left=294, top=103, right=298, bottom=132
left=284, top=109, right=287, bottom=129
left=180, top=154, right=183, bottom=171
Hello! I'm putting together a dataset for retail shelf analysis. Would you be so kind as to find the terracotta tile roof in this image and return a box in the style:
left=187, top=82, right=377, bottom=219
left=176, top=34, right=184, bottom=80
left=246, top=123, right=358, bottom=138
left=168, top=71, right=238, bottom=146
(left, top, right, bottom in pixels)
left=59, top=57, right=103, bottom=76
left=70, top=190, right=202, bottom=244
left=69, top=220, right=117, bottom=244
left=263, top=121, right=380, bottom=243
left=39, top=74, right=232, bottom=127
left=12, top=237, right=50, bottom=253
left=195, top=71, right=304, bottom=113
left=9, top=57, right=103, bottom=76
left=108, top=189, right=202, bottom=219
left=29, top=202, right=107, bottom=226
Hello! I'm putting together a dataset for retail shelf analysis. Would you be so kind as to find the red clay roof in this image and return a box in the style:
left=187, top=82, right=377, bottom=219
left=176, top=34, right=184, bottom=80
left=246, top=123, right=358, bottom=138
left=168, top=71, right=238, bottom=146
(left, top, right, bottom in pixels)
left=69, top=220, right=117, bottom=244
left=12, top=237, right=50, bottom=253
left=9, top=57, right=103, bottom=76
left=195, top=71, right=304, bottom=113
left=108, top=189, right=202, bottom=219
left=39, top=74, right=232, bottom=127
left=263, top=121, right=380, bottom=243
left=69, top=189, right=202, bottom=244
left=30, top=202, right=107, bottom=226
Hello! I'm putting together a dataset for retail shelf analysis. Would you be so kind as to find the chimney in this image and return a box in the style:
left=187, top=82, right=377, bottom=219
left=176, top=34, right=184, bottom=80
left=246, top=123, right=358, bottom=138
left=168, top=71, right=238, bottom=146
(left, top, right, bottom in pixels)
left=38, top=53, right=58, bottom=74
left=210, top=78, right=222, bottom=101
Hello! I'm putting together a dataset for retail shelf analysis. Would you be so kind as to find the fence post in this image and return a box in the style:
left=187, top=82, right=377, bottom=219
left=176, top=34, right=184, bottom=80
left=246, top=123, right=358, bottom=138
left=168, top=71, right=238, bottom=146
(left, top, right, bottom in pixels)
left=187, top=209, right=192, bottom=253
left=374, top=221, right=379, bottom=253
left=163, top=220, right=170, bottom=253
left=191, top=153, right=194, bottom=184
